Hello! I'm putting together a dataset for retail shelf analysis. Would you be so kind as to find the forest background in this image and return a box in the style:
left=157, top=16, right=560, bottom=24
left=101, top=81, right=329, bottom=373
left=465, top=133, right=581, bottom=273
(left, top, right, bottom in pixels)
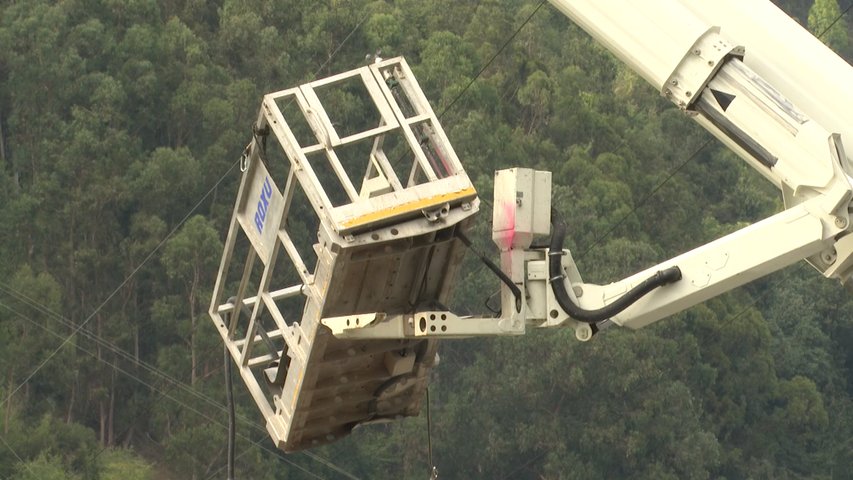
left=1, top=0, right=852, bottom=478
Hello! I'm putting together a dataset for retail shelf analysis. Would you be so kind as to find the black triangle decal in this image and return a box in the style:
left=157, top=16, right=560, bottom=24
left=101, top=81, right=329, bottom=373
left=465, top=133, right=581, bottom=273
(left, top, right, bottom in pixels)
left=711, top=89, right=736, bottom=111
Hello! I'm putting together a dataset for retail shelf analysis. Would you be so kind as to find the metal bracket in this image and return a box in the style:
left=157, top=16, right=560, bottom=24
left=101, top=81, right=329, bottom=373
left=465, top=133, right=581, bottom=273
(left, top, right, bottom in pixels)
left=422, top=202, right=450, bottom=222
left=663, top=27, right=743, bottom=109
left=321, top=311, right=525, bottom=339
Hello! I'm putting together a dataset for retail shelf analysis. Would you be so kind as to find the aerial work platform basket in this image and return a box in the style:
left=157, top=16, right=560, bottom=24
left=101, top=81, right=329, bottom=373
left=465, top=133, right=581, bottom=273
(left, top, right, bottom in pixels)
left=209, top=57, right=479, bottom=451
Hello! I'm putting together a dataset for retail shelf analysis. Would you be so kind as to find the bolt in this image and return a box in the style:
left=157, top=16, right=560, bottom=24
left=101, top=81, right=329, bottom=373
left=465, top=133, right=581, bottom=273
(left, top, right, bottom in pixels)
left=670, top=79, right=678, bottom=86
left=573, top=286, right=583, bottom=298
left=835, top=216, right=848, bottom=229
left=708, top=60, right=715, bottom=66
left=693, top=48, right=702, bottom=55
left=685, top=91, right=692, bottom=97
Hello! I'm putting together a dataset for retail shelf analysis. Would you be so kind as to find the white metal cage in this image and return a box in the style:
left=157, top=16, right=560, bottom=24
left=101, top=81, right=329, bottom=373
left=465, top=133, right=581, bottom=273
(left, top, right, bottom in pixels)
left=209, top=57, right=479, bottom=451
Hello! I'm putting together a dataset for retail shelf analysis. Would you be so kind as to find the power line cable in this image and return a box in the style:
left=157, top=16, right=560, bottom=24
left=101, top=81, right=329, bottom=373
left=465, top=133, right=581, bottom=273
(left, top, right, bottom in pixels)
left=0, top=283, right=312, bottom=475
left=437, top=0, right=547, bottom=120
left=816, top=2, right=853, bottom=39
left=0, top=299, right=327, bottom=480
left=225, top=345, right=236, bottom=480
left=0, top=283, right=233, bottom=414
left=0, top=9, right=370, bottom=479
left=426, top=388, right=436, bottom=479
left=0, top=113, right=362, bottom=480
left=498, top=449, right=548, bottom=480
left=0, top=433, right=30, bottom=477
left=0, top=2, right=370, bottom=416
left=428, top=0, right=547, bottom=312
left=203, top=429, right=280, bottom=480
left=0, top=158, right=240, bottom=411
left=577, top=138, right=713, bottom=260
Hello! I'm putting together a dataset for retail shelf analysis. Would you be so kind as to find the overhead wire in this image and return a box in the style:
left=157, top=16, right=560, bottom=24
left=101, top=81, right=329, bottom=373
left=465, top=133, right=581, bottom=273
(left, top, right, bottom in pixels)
left=0, top=282, right=233, bottom=415
left=576, top=137, right=714, bottom=260
left=0, top=4, right=372, bottom=415
left=437, top=0, right=547, bottom=120
left=0, top=268, right=334, bottom=478
left=816, top=2, right=853, bottom=39
left=497, top=450, right=548, bottom=480
left=0, top=298, right=328, bottom=480
left=0, top=158, right=241, bottom=412
left=202, top=11, right=370, bottom=478
left=426, top=388, right=436, bottom=479
left=0, top=8, right=370, bottom=479
left=6, top=1, right=845, bottom=478
left=0, top=285, right=243, bottom=448
left=391, top=1, right=552, bottom=475
left=0, top=433, right=29, bottom=477
left=435, top=1, right=549, bottom=311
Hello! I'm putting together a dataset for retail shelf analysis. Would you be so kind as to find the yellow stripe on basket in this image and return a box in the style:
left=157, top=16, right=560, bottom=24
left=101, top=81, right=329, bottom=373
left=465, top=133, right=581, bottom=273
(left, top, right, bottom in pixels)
left=341, top=187, right=477, bottom=229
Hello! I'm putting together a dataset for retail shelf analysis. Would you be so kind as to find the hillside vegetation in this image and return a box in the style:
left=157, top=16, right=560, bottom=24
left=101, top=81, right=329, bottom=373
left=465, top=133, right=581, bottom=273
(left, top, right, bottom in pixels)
left=1, top=1, right=852, bottom=478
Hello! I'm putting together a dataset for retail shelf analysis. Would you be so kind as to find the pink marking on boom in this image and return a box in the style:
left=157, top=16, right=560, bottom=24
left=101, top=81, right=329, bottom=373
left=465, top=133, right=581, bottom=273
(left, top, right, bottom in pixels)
left=503, top=201, right=516, bottom=247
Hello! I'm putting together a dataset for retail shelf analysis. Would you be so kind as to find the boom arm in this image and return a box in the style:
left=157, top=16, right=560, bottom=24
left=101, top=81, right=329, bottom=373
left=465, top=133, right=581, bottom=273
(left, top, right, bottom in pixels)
left=533, top=0, right=853, bottom=330
left=209, top=0, right=853, bottom=452
left=330, top=1, right=853, bottom=337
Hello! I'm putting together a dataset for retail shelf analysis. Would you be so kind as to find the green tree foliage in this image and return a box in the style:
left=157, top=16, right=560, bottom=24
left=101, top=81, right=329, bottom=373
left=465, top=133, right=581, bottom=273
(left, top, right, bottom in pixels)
left=808, top=0, right=851, bottom=53
left=0, top=0, right=851, bottom=478
left=99, top=448, right=153, bottom=480
left=9, top=454, right=82, bottom=480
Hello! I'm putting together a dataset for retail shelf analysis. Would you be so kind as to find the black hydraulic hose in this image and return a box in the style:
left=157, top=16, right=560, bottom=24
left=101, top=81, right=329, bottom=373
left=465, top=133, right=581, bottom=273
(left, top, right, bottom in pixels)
left=456, top=230, right=523, bottom=312
left=548, top=221, right=682, bottom=323
left=223, top=296, right=239, bottom=480
left=225, top=344, right=236, bottom=480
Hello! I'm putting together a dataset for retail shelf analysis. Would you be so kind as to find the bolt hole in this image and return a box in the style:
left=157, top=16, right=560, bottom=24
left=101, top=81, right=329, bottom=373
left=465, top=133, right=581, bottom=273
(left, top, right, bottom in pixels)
left=430, top=325, right=436, bottom=332
left=419, top=317, right=427, bottom=332
left=549, top=309, right=559, bottom=319
left=346, top=319, right=351, bottom=326
left=390, top=228, right=399, bottom=235
left=371, top=233, right=379, bottom=240
left=355, top=318, right=360, bottom=326
left=441, top=325, right=447, bottom=332
left=430, top=314, right=436, bottom=320
left=440, top=314, right=447, bottom=321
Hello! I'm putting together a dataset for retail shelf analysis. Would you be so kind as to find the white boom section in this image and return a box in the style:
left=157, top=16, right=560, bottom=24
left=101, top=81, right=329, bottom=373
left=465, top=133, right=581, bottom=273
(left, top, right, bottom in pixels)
left=547, top=0, right=853, bottom=157
left=534, top=0, right=853, bottom=328
left=681, top=0, right=853, bottom=164
left=547, top=1, right=853, bottom=191
left=581, top=198, right=840, bottom=329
